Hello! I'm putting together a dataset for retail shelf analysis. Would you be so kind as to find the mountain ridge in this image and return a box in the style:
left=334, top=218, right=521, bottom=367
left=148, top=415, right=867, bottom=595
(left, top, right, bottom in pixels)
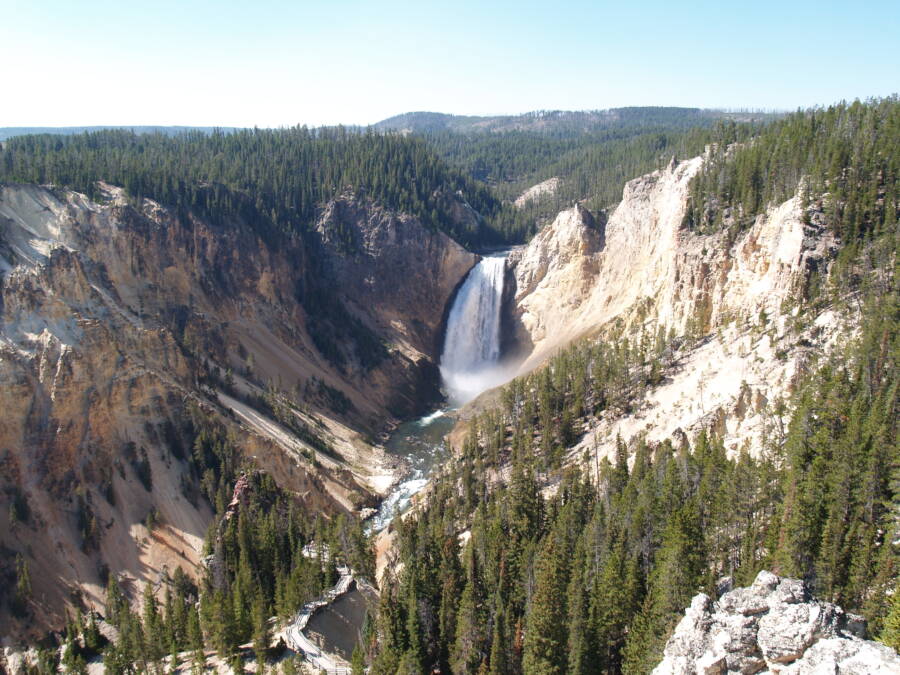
left=374, top=107, right=780, bottom=136
left=0, top=126, right=242, bottom=141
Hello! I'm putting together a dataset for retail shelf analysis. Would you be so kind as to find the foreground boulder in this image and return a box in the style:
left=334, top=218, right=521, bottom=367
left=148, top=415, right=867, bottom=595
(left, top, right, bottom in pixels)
left=653, top=571, right=900, bottom=674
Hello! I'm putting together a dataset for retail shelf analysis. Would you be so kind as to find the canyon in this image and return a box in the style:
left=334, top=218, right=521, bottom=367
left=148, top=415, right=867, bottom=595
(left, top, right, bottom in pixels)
left=0, top=147, right=874, bottom=666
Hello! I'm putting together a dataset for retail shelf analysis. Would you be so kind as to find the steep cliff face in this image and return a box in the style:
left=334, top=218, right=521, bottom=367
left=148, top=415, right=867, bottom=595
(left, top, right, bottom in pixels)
left=0, top=183, right=473, bottom=637
left=507, top=156, right=839, bottom=458
left=314, top=196, right=476, bottom=379
left=654, top=571, right=900, bottom=674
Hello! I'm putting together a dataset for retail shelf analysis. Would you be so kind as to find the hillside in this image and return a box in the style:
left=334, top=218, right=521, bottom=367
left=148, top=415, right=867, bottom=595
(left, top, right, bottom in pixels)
left=0, top=127, right=512, bottom=247
left=380, top=108, right=779, bottom=240
left=0, top=99, right=897, bottom=673
left=0, top=170, right=478, bottom=647
left=369, top=99, right=900, bottom=674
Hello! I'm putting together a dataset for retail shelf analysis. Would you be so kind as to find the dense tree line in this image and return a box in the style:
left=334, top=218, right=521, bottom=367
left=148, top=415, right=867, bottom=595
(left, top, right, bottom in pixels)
left=91, top=468, right=371, bottom=673
left=685, top=97, right=900, bottom=245
left=0, top=111, right=770, bottom=249
left=0, top=127, right=522, bottom=246
left=194, top=470, right=371, bottom=670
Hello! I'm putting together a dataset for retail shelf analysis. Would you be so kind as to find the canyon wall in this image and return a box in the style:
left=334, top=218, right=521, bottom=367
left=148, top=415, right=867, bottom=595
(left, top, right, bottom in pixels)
left=0, top=183, right=474, bottom=637
left=507, top=156, right=839, bottom=460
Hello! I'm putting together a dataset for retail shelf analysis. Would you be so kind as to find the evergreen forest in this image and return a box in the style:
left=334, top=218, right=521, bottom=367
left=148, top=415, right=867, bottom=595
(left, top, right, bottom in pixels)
left=0, top=127, right=516, bottom=247
left=367, top=98, right=900, bottom=674
left=2, top=99, right=898, bottom=673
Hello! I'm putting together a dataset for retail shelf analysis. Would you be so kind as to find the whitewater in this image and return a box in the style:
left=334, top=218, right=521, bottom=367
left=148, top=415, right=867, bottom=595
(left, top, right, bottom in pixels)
left=440, top=254, right=512, bottom=405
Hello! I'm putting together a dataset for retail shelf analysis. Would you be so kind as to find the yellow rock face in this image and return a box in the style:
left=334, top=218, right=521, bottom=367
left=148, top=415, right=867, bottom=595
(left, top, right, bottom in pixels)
left=0, top=184, right=474, bottom=637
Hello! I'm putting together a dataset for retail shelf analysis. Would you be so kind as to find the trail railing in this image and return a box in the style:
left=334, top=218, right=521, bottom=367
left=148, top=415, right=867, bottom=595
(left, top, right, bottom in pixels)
left=279, top=564, right=355, bottom=672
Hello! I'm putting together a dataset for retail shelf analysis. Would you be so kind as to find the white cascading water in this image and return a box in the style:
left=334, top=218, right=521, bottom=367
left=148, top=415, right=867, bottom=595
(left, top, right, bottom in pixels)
left=440, top=254, right=510, bottom=404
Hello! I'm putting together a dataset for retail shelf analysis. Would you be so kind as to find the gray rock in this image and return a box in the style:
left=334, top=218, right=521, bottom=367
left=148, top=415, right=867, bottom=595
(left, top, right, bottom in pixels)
left=840, top=613, right=868, bottom=640
left=753, top=570, right=780, bottom=592
left=757, top=602, right=823, bottom=663
left=774, top=577, right=808, bottom=605
left=718, top=583, right=771, bottom=617
left=652, top=571, right=900, bottom=674
left=781, top=638, right=900, bottom=674
left=717, top=575, right=736, bottom=597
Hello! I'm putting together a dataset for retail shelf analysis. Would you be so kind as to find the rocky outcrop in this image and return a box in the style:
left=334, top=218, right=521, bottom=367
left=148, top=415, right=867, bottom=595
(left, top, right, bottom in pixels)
left=506, top=156, right=839, bottom=460
left=514, top=177, right=561, bottom=208
left=0, top=183, right=473, bottom=637
left=314, top=195, right=476, bottom=374
left=510, top=156, right=835, bottom=364
left=654, top=571, right=900, bottom=674
left=509, top=158, right=696, bottom=365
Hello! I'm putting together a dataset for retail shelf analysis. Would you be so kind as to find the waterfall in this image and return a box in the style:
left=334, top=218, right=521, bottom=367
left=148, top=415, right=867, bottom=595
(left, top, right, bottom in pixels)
left=369, top=253, right=510, bottom=533
left=440, top=254, right=510, bottom=404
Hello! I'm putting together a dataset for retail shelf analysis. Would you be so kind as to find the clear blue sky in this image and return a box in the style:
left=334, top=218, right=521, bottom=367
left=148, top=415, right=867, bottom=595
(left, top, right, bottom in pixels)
left=2, top=0, right=897, bottom=126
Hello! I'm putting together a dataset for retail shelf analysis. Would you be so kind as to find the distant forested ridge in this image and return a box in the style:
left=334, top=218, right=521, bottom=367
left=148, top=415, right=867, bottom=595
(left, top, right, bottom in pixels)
left=389, top=107, right=776, bottom=230
left=0, top=127, right=521, bottom=247
left=0, top=126, right=242, bottom=141
left=374, top=107, right=774, bottom=136
left=0, top=107, right=783, bottom=247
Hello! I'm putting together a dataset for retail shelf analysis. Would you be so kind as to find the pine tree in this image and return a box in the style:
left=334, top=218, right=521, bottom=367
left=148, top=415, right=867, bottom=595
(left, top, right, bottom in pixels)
left=403, top=586, right=425, bottom=672
left=522, top=535, right=569, bottom=675
left=188, top=606, right=205, bottom=673
left=623, top=499, right=704, bottom=673
left=351, top=643, right=366, bottom=675
left=142, top=582, right=164, bottom=665
left=253, top=594, right=271, bottom=666
left=591, top=538, right=640, bottom=672
left=882, top=586, right=900, bottom=651
left=452, top=546, right=487, bottom=674
left=488, top=604, right=509, bottom=675
left=438, top=535, right=464, bottom=670
left=84, top=610, right=103, bottom=652
left=12, top=554, right=31, bottom=617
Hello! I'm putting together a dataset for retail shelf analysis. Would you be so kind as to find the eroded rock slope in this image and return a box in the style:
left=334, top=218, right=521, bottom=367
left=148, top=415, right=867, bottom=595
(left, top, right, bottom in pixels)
left=0, top=183, right=474, bottom=637
left=506, top=155, right=839, bottom=459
